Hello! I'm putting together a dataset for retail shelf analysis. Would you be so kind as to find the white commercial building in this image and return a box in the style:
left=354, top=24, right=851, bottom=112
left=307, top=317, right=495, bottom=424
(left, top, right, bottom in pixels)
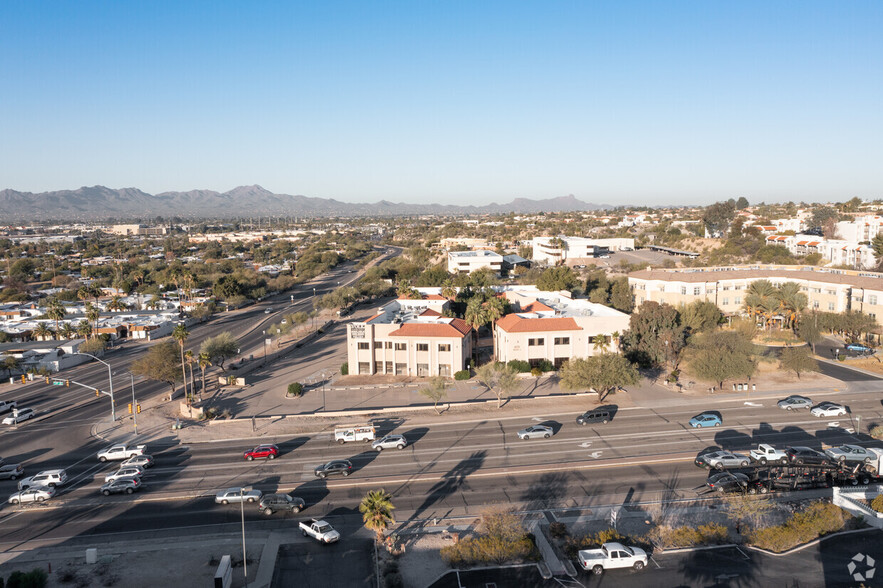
left=447, top=250, right=504, bottom=275
left=531, top=236, right=635, bottom=264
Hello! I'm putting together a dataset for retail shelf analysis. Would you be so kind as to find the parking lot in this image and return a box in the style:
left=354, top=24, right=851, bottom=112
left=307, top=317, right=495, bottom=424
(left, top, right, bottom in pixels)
left=271, top=536, right=374, bottom=588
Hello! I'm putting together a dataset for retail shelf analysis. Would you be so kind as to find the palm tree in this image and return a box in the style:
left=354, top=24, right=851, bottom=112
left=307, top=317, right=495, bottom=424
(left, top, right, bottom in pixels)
left=46, top=299, right=66, bottom=336
left=76, top=320, right=92, bottom=340
left=85, top=302, right=100, bottom=338
left=33, top=323, right=53, bottom=341
left=441, top=280, right=457, bottom=301
left=592, top=334, right=608, bottom=353
left=184, top=350, right=196, bottom=403
left=1, top=355, right=20, bottom=379
left=775, top=282, right=808, bottom=330
left=58, top=322, right=75, bottom=341
left=197, top=352, right=213, bottom=396
left=172, top=324, right=189, bottom=401
left=744, top=280, right=777, bottom=329
left=107, top=295, right=126, bottom=312
left=359, top=489, right=396, bottom=542
left=483, top=296, right=505, bottom=324
left=464, top=297, right=488, bottom=331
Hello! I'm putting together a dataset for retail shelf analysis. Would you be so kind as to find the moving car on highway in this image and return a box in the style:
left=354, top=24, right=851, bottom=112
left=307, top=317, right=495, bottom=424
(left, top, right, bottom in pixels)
left=315, top=459, right=353, bottom=478
left=517, top=425, right=553, bottom=440
left=8, top=486, right=55, bottom=504
left=258, top=494, right=305, bottom=515
left=105, top=466, right=145, bottom=483
left=0, top=464, right=24, bottom=480
left=372, top=434, right=408, bottom=452
left=2, top=408, right=34, bottom=425
left=243, top=444, right=279, bottom=461
left=215, top=487, right=263, bottom=505
left=811, top=402, right=847, bottom=417
left=121, top=454, right=155, bottom=469
left=778, top=395, right=812, bottom=410
left=101, top=477, right=142, bottom=496
left=689, top=412, right=721, bottom=428
left=18, top=469, right=68, bottom=489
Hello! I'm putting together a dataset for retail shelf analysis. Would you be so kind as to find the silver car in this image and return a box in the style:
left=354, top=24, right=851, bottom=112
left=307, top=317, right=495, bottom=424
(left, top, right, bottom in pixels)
left=215, top=487, right=263, bottom=505
left=517, top=425, right=553, bottom=440
left=105, top=466, right=145, bottom=483
left=777, top=395, right=812, bottom=410
left=372, top=434, right=408, bottom=452
left=121, top=454, right=155, bottom=469
left=0, top=464, right=24, bottom=480
left=9, top=486, right=55, bottom=504
left=824, top=444, right=873, bottom=464
left=811, top=402, right=848, bottom=417
left=700, top=451, right=751, bottom=470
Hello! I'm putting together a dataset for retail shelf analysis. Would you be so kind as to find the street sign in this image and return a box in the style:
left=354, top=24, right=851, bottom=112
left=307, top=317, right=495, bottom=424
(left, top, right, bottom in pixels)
left=51, top=381, right=64, bottom=386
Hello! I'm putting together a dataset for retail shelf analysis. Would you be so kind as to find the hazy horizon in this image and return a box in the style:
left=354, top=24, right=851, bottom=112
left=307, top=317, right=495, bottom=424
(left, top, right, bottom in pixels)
left=2, top=2, right=881, bottom=206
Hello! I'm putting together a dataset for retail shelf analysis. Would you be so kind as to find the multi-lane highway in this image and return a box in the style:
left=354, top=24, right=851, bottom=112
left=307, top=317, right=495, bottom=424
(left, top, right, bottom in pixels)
left=1, top=384, right=879, bottom=548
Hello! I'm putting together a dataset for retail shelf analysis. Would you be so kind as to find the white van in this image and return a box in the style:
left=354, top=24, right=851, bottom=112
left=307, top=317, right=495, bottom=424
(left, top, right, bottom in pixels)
left=334, top=424, right=376, bottom=444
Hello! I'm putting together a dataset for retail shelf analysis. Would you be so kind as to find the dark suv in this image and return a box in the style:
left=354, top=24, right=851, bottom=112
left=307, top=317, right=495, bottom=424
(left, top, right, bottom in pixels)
left=576, top=408, right=613, bottom=426
left=258, top=493, right=305, bottom=515
left=315, top=459, right=354, bottom=478
left=785, top=446, right=830, bottom=465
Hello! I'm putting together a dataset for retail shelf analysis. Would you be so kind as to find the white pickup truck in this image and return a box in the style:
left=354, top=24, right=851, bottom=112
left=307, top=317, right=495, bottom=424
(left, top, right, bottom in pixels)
left=578, top=542, right=648, bottom=575
left=0, top=400, right=17, bottom=414
left=97, top=444, right=147, bottom=462
left=749, top=443, right=788, bottom=465
left=299, top=519, right=340, bottom=544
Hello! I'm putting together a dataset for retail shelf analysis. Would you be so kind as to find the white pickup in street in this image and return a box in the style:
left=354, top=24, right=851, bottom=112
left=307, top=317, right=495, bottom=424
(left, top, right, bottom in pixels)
left=97, top=444, right=147, bottom=462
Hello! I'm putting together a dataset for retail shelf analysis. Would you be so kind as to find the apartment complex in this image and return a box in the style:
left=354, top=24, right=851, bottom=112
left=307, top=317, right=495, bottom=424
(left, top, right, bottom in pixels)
left=493, top=288, right=630, bottom=368
left=346, top=294, right=472, bottom=377
left=447, top=250, right=503, bottom=275
left=531, top=236, right=635, bottom=265
left=765, top=234, right=877, bottom=269
left=628, top=265, right=883, bottom=322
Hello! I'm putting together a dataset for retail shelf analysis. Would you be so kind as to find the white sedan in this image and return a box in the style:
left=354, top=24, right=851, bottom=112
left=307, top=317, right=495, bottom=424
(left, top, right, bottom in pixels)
left=517, top=425, right=554, bottom=440
left=811, top=402, right=848, bottom=417
left=9, top=486, right=55, bottom=504
left=215, top=487, right=263, bottom=505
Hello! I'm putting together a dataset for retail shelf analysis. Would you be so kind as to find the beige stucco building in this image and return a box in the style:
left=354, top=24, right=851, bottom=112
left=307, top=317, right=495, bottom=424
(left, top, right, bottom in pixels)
left=493, top=289, right=631, bottom=368
left=628, top=265, right=883, bottom=323
left=346, top=294, right=472, bottom=377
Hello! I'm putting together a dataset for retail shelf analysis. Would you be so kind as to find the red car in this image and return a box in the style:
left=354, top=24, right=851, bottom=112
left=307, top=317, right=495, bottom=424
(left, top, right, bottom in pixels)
left=243, top=444, right=279, bottom=461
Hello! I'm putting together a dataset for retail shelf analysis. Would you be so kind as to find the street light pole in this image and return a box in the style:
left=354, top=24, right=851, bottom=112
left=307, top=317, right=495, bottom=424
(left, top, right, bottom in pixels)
left=322, top=371, right=326, bottom=411
left=262, top=331, right=266, bottom=362
left=239, top=487, right=248, bottom=586
left=129, top=373, right=137, bottom=436
left=73, top=352, right=115, bottom=422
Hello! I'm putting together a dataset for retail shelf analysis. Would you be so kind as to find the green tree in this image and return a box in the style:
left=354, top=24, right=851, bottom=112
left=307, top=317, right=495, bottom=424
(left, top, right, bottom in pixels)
left=57, top=322, right=74, bottom=340
left=796, top=312, right=822, bottom=353
left=689, top=330, right=756, bottom=389
left=107, top=295, right=127, bottom=312
left=620, top=301, right=686, bottom=369
left=131, top=340, right=182, bottom=398
left=608, top=278, right=633, bottom=313
left=743, top=280, right=777, bottom=328
left=559, top=354, right=640, bottom=401
left=778, top=346, right=819, bottom=379
left=735, top=196, right=750, bottom=210
left=359, top=489, right=396, bottom=542
left=475, top=362, right=520, bottom=408
left=2, top=355, right=20, bottom=378
left=32, top=322, right=52, bottom=341
left=419, top=376, right=449, bottom=414
left=536, top=266, right=579, bottom=292
left=45, top=299, right=66, bottom=336
left=197, top=352, right=213, bottom=396
left=774, top=282, right=807, bottom=329
left=680, top=300, right=723, bottom=334
left=200, top=331, right=239, bottom=371
left=85, top=302, right=100, bottom=338
left=702, top=201, right=736, bottom=235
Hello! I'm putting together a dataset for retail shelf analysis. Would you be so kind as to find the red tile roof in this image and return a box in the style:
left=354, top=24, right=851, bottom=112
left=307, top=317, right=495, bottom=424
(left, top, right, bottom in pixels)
left=522, top=301, right=554, bottom=313
left=419, top=309, right=441, bottom=317
left=495, top=314, right=582, bottom=333
left=389, top=318, right=472, bottom=338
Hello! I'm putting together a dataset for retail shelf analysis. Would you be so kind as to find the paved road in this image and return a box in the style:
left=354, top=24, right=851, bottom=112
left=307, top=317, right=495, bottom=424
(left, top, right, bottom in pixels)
left=1, top=390, right=882, bottom=546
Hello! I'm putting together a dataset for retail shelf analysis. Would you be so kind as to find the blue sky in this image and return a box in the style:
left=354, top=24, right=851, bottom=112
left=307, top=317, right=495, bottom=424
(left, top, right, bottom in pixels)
left=1, top=1, right=881, bottom=206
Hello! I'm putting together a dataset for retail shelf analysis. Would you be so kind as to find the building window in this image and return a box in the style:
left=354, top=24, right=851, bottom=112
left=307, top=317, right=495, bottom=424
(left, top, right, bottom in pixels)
left=358, top=342, right=370, bottom=350
left=828, top=302, right=835, bottom=311
left=438, top=344, right=451, bottom=352
left=374, top=361, right=383, bottom=373
left=722, top=285, right=730, bottom=291
left=417, top=363, right=429, bottom=377
left=813, top=301, right=820, bottom=309
left=385, top=361, right=392, bottom=373
left=722, top=298, right=729, bottom=306
left=870, top=313, right=876, bottom=320
left=554, top=337, right=570, bottom=345
left=734, top=297, right=741, bottom=305
left=693, top=287, right=701, bottom=296
left=870, top=295, right=878, bottom=305
left=395, top=342, right=406, bottom=351
left=680, top=287, right=687, bottom=295
left=417, top=343, right=429, bottom=352
left=528, top=338, right=545, bottom=346
left=735, top=285, right=743, bottom=290
left=384, top=341, right=393, bottom=349
left=395, top=363, right=406, bottom=375
left=358, top=362, right=370, bottom=375
left=438, top=365, right=451, bottom=377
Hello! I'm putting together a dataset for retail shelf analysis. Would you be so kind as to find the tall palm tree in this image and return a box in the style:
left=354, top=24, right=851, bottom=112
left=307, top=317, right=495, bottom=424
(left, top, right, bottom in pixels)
left=464, top=297, right=488, bottom=332
left=172, top=324, right=190, bottom=400
left=46, top=299, right=66, bottom=337
left=76, top=320, right=92, bottom=340
left=107, top=295, right=126, bottom=312
left=359, top=489, right=396, bottom=542
left=441, top=280, right=457, bottom=301
left=184, top=350, right=196, bottom=403
left=197, top=352, right=213, bottom=396
left=85, top=302, right=100, bottom=338
left=775, top=282, right=808, bottom=330
left=483, top=296, right=505, bottom=324
left=592, top=334, right=608, bottom=353
left=744, top=280, right=777, bottom=329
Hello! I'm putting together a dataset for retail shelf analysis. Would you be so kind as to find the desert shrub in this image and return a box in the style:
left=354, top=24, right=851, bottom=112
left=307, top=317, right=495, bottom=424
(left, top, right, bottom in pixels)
left=5, top=569, right=48, bottom=588
left=548, top=521, right=568, bottom=538
left=440, top=510, right=538, bottom=567
left=340, top=362, right=349, bottom=376
left=535, top=359, right=554, bottom=372
left=530, top=367, right=543, bottom=377
left=648, top=523, right=728, bottom=549
left=507, top=360, right=531, bottom=373
left=454, top=370, right=471, bottom=380
left=870, top=425, right=883, bottom=440
left=872, top=495, right=883, bottom=513
left=563, top=528, right=630, bottom=558
left=287, top=382, right=303, bottom=397
left=749, top=502, right=851, bottom=552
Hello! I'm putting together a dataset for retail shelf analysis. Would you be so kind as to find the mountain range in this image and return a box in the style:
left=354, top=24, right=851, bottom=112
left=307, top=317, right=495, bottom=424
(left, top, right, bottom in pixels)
left=0, top=185, right=611, bottom=221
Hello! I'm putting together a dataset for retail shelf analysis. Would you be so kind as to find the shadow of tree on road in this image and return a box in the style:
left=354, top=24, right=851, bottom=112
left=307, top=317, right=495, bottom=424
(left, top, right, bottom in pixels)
left=404, top=450, right=487, bottom=527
